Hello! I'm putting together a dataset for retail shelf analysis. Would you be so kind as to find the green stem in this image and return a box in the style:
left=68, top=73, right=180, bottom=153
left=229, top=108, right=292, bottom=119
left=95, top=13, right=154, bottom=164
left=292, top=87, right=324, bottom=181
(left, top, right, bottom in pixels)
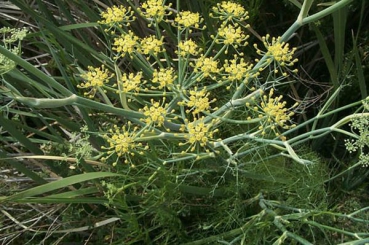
left=304, top=220, right=368, bottom=238
left=302, top=0, right=354, bottom=25
left=114, top=63, right=130, bottom=110
left=154, top=23, right=169, bottom=68
left=13, top=94, right=144, bottom=120
left=215, top=132, right=283, bottom=148
left=283, top=98, right=362, bottom=137
left=97, top=87, right=113, bottom=106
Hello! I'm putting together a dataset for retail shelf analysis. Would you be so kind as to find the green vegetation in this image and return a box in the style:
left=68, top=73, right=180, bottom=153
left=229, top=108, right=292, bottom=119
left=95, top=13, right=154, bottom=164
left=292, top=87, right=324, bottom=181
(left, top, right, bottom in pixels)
left=1, top=0, right=369, bottom=244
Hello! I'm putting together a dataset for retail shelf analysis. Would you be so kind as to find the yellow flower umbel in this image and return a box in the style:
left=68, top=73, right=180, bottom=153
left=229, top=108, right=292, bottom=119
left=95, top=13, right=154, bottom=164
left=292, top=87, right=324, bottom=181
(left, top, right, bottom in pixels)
left=223, top=56, right=255, bottom=84
left=216, top=24, right=249, bottom=51
left=152, top=67, right=177, bottom=90
left=140, top=99, right=168, bottom=127
left=98, top=5, right=135, bottom=29
left=247, top=88, right=297, bottom=137
left=78, top=65, right=113, bottom=97
left=174, top=11, right=204, bottom=31
left=185, top=87, right=216, bottom=116
left=193, top=56, right=220, bottom=79
left=140, top=35, right=165, bottom=56
left=113, top=31, right=139, bottom=57
left=177, top=39, right=201, bottom=57
left=120, top=72, right=144, bottom=93
left=254, top=35, right=298, bottom=75
left=211, top=1, right=249, bottom=22
left=181, top=118, right=218, bottom=152
left=103, top=122, right=146, bottom=165
left=140, top=0, right=169, bottom=24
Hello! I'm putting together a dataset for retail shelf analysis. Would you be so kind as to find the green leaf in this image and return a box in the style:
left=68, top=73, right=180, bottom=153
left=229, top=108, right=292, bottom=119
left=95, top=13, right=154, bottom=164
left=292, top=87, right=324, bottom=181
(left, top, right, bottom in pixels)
left=47, top=186, right=99, bottom=198
left=312, top=24, right=339, bottom=89
left=352, top=34, right=367, bottom=99
left=332, top=4, right=348, bottom=75
left=1, top=172, right=121, bottom=202
left=12, top=197, right=110, bottom=205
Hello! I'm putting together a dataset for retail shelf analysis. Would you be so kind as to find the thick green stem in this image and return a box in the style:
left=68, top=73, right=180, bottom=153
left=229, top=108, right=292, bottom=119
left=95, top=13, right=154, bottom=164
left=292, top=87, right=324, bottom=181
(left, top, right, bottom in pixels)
left=302, top=0, right=354, bottom=25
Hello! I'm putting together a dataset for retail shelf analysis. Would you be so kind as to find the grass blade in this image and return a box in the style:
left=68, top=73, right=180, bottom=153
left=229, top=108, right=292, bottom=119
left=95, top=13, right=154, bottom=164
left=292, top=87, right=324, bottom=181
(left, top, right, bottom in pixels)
left=312, top=24, right=339, bottom=89
left=332, top=4, right=348, bottom=74
left=352, top=34, right=367, bottom=99
left=1, top=172, right=121, bottom=202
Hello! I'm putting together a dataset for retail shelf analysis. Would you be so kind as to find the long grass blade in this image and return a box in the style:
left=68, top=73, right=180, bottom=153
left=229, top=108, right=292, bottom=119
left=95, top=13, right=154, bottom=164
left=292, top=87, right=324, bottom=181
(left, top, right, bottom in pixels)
left=1, top=172, right=121, bottom=202
left=332, top=4, right=348, bottom=75
left=352, top=34, right=367, bottom=99
left=312, top=24, right=339, bottom=89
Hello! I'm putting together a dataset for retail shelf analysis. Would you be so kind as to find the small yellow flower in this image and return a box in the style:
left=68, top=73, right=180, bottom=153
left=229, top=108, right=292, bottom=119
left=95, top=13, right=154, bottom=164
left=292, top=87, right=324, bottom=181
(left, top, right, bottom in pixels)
left=261, top=89, right=296, bottom=128
left=185, top=87, right=216, bottom=115
left=182, top=118, right=218, bottom=151
left=98, top=5, right=135, bottom=27
left=223, top=56, right=254, bottom=82
left=174, top=11, right=203, bottom=30
left=247, top=88, right=298, bottom=136
left=141, top=99, right=167, bottom=126
left=152, top=67, right=177, bottom=89
left=120, top=72, right=143, bottom=93
left=108, top=126, right=135, bottom=157
left=254, top=35, right=298, bottom=70
left=177, top=39, right=201, bottom=56
left=113, top=31, right=139, bottom=56
left=216, top=24, right=249, bottom=47
left=103, top=122, right=145, bottom=165
left=140, top=35, right=165, bottom=55
left=140, top=0, right=169, bottom=23
left=78, top=65, right=113, bottom=97
left=193, top=56, right=220, bottom=78
left=211, top=1, right=249, bottom=22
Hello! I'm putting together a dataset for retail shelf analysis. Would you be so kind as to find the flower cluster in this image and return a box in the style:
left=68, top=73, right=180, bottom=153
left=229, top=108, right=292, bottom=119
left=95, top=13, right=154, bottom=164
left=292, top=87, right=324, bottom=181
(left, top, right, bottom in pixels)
left=223, top=56, right=254, bottom=83
left=140, top=0, right=170, bottom=23
left=193, top=56, right=220, bottom=79
left=178, top=39, right=201, bottom=57
left=87, top=0, right=301, bottom=165
left=152, top=68, right=177, bottom=90
left=78, top=65, right=113, bottom=97
left=345, top=115, right=369, bottom=167
left=120, top=72, right=144, bottom=93
left=140, top=99, right=168, bottom=127
left=185, top=87, right=216, bottom=116
left=247, top=89, right=297, bottom=136
left=0, top=27, right=28, bottom=75
left=103, top=123, right=146, bottom=165
left=181, top=118, right=219, bottom=152
left=216, top=24, right=249, bottom=48
left=211, top=1, right=249, bottom=22
left=113, top=31, right=139, bottom=57
left=98, top=5, right=135, bottom=28
left=140, top=35, right=165, bottom=55
left=255, top=35, right=298, bottom=74
left=174, top=11, right=203, bottom=31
